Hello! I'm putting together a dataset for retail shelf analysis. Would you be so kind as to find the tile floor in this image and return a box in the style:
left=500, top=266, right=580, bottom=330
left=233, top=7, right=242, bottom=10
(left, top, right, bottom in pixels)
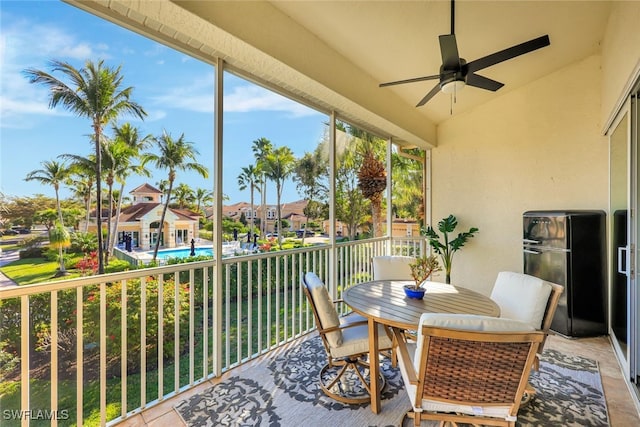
left=115, top=334, right=640, bottom=426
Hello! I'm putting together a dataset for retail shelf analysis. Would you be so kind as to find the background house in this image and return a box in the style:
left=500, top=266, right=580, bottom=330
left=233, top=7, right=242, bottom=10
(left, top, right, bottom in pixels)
left=81, top=183, right=200, bottom=250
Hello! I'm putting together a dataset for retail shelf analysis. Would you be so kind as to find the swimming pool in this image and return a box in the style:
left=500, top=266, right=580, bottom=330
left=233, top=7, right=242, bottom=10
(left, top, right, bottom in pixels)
left=149, top=246, right=214, bottom=260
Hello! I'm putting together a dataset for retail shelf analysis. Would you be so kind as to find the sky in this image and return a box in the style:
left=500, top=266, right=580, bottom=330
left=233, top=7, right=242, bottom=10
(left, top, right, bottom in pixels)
left=0, top=0, right=328, bottom=206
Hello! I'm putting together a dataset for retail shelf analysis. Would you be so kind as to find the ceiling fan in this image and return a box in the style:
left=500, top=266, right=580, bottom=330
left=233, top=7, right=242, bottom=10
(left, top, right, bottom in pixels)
left=379, top=0, right=551, bottom=107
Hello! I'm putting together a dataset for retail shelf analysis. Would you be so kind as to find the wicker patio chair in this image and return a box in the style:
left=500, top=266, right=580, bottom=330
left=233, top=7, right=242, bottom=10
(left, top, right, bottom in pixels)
left=490, top=272, right=564, bottom=401
left=394, top=313, right=543, bottom=426
left=302, top=272, right=394, bottom=404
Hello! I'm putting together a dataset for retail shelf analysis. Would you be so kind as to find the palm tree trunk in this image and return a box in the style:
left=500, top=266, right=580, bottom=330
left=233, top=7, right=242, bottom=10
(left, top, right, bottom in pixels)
left=58, top=246, right=66, bottom=273
left=84, top=193, right=91, bottom=233
left=152, top=180, right=173, bottom=262
left=371, top=196, right=382, bottom=238
left=55, top=187, right=64, bottom=226
left=261, top=179, right=267, bottom=236
left=109, top=182, right=126, bottom=256
left=276, top=184, right=283, bottom=249
left=95, top=124, right=104, bottom=274
left=249, top=186, right=255, bottom=240
left=105, top=180, right=114, bottom=265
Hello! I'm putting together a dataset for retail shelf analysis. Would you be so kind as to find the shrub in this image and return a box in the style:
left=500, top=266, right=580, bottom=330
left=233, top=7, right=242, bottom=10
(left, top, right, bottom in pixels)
left=198, top=230, right=213, bottom=241
left=19, top=234, right=46, bottom=250
left=76, top=251, right=99, bottom=276
left=104, top=259, right=132, bottom=273
left=18, top=247, right=44, bottom=259
left=70, top=231, right=98, bottom=254
left=0, top=341, right=18, bottom=382
left=43, top=247, right=58, bottom=261
left=79, top=279, right=191, bottom=374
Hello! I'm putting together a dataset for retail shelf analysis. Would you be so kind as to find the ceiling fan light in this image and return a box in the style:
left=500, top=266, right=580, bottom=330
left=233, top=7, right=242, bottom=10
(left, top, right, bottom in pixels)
left=441, top=80, right=465, bottom=94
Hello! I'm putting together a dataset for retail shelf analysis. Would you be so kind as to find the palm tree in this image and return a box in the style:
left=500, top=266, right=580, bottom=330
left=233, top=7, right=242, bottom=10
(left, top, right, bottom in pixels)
left=173, top=183, right=195, bottom=209
left=143, top=131, right=209, bottom=262
left=49, top=220, right=71, bottom=276
left=101, top=138, right=137, bottom=264
left=61, top=153, right=96, bottom=233
left=335, top=134, right=369, bottom=239
left=252, top=137, right=273, bottom=237
left=294, top=149, right=328, bottom=245
left=25, top=160, right=70, bottom=226
left=156, top=179, right=170, bottom=200
left=24, top=59, right=147, bottom=274
left=193, top=187, right=213, bottom=216
left=357, top=146, right=387, bottom=238
left=347, top=124, right=387, bottom=238
left=108, top=123, right=152, bottom=254
left=237, top=164, right=261, bottom=241
left=391, top=148, right=424, bottom=222
left=263, top=146, right=296, bottom=248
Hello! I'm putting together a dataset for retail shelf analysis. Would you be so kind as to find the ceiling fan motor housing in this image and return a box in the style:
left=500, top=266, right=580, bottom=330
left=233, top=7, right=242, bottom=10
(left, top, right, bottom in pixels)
left=439, top=59, right=467, bottom=93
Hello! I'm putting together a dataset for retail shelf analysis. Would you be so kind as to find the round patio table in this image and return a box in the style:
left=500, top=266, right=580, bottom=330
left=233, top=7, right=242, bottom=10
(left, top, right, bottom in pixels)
left=342, top=280, right=500, bottom=414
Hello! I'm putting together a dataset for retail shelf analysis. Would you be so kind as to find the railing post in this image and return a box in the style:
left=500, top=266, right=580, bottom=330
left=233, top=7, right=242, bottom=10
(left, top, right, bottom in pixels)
left=213, top=56, right=224, bottom=377
left=20, top=295, right=29, bottom=427
left=328, top=111, right=338, bottom=299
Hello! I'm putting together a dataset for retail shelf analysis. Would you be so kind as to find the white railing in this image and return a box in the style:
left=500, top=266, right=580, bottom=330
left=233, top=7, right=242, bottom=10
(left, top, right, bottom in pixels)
left=0, top=237, right=426, bottom=426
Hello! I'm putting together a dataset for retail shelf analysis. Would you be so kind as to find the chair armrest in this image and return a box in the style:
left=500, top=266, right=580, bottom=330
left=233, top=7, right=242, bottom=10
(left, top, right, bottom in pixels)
left=392, top=327, right=419, bottom=386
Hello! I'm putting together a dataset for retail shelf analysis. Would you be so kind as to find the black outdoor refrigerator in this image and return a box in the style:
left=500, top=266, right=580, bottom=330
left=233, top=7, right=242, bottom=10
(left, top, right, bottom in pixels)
left=523, top=210, right=607, bottom=337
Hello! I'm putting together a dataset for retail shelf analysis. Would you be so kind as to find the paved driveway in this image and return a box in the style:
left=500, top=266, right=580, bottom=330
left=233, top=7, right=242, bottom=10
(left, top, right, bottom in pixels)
left=0, top=249, right=19, bottom=288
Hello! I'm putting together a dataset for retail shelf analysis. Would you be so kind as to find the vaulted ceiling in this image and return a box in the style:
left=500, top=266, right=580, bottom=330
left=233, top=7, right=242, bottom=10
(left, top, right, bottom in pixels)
left=70, top=1, right=613, bottom=148
left=269, top=0, right=611, bottom=124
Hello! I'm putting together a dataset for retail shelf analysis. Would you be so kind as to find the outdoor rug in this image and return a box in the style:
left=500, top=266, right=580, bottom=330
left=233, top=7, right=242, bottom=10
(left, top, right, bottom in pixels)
left=174, top=335, right=609, bottom=426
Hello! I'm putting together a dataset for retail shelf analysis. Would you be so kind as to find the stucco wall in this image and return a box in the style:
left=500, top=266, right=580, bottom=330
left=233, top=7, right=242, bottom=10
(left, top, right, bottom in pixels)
left=601, top=1, right=640, bottom=130
left=431, top=54, right=606, bottom=295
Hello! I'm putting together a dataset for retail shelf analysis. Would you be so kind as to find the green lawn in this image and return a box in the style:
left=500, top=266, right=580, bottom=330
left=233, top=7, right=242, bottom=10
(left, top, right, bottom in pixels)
left=0, top=257, right=82, bottom=285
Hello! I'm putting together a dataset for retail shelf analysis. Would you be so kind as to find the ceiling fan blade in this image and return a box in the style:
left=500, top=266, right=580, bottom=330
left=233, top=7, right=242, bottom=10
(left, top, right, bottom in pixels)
left=379, top=74, right=439, bottom=88
left=467, top=35, right=550, bottom=73
left=439, top=34, right=460, bottom=70
left=416, top=83, right=442, bottom=107
left=466, top=73, right=504, bottom=91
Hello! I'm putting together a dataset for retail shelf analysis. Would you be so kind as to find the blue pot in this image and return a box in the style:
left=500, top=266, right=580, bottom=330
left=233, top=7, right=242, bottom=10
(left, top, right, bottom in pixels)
left=403, top=285, right=426, bottom=300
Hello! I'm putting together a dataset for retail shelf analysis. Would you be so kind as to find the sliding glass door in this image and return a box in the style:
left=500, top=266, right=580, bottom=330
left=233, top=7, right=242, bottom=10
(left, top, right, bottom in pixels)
left=609, top=107, right=630, bottom=366
left=609, top=87, right=640, bottom=400
left=633, top=89, right=640, bottom=397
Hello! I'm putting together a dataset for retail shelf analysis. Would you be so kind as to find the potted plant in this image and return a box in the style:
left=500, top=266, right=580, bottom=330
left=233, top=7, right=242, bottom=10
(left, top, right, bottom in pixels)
left=404, top=254, right=441, bottom=299
left=422, top=214, right=479, bottom=284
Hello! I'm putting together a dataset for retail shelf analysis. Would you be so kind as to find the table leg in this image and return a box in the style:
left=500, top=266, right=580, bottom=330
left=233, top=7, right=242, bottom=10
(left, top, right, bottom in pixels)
left=368, top=317, right=380, bottom=414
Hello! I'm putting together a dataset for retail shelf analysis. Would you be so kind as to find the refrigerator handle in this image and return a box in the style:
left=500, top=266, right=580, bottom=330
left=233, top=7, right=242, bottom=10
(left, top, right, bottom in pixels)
left=524, top=249, right=541, bottom=254
left=618, top=246, right=628, bottom=275
left=523, top=239, right=541, bottom=245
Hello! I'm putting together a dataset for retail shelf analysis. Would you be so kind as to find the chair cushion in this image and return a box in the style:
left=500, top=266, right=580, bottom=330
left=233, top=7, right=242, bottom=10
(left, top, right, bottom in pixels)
left=490, top=271, right=552, bottom=329
left=304, top=272, right=342, bottom=347
left=418, top=312, right=536, bottom=332
left=330, top=317, right=393, bottom=359
left=372, top=255, right=415, bottom=280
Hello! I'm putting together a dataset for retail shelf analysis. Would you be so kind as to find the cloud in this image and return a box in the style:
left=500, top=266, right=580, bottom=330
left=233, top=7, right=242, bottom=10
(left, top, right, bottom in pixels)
left=137, top=109, right=167, bottom=123
left=149, top=74, right=215, bottom=113
left=224, top=85, right=314, bottom=117
left=0, top=15, right=108, bottom=128
left=151, top=78, right=318, bottom=117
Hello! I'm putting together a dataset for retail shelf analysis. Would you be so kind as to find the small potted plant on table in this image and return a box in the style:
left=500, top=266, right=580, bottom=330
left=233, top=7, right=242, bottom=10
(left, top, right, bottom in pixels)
left=405, top=255, right=441, bottom=299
